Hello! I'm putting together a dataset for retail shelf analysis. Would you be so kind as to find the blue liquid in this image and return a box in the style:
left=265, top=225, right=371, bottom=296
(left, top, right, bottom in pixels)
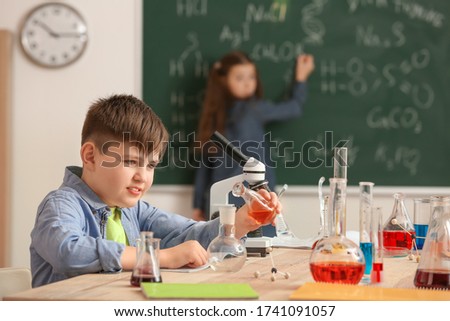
left=414, top=224, right=428, bottom=250
left=360, top=242, right=373, bottom=275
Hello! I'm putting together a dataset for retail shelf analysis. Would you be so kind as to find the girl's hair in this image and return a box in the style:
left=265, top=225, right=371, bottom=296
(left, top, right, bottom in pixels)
left=196, top=51, right=263, bottom=147
left=82, top=94, right=169, bottom=157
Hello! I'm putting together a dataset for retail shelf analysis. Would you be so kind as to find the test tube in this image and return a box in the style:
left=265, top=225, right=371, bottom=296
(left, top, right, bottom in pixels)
left=333, top=147, right=348, bottom=180
left=371, top=207, right=384, bottom=284
left=359, top=182, right=374, bottom=278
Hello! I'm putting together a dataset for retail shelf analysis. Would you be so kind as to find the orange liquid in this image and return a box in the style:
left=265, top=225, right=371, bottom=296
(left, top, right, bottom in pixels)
left=249, top=209, right=274, bottom=225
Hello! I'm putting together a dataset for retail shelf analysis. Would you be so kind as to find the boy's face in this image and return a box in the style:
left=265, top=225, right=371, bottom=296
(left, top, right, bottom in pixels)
left=90, top=142, right=159, bottom=208
left=226, top=63, right=257, bottom=99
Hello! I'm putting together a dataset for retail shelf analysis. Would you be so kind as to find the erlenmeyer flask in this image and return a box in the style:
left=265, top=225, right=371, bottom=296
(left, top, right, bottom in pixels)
left=130, top=231, right=162, bottom=286
left=207, top=205, right=247, bottom=272
left=232, top=182, right=276, bottom=225
left=383, top=193, right=416, bottom=257
left=309, top=178, right=365, bottom=284
left=413, top=196, right=450, bottom=289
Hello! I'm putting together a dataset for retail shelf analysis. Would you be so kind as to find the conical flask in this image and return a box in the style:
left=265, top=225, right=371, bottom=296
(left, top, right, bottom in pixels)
left=309, top=178, right=365, bottom=284
left=130, top=231, right=162, bottom=286
left=207, top=205, right=247, bottom=272
left=413, top=196, right=450, bottom=289
left=383, top=193, right=416, bottom=257
left=231, top=182, right=276, bottom=225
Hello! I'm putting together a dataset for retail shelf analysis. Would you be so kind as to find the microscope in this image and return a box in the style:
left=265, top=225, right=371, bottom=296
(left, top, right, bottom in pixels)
left=208, top=131, right=273, bottom=256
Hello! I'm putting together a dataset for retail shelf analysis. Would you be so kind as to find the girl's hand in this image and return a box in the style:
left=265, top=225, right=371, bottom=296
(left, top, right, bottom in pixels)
left=234, top=189, right=282, bottom=239
left=296, top=54, right=315, bottom=82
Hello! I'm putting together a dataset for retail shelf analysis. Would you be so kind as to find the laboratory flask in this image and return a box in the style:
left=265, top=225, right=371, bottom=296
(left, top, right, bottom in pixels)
left=207, top=205, right=247, bottom=272
left=232, top=181, right=276, bottom=225
left=309, top=178, right=365, bottom=284
left=413, top=196, right=450, bottom=289
left=130, top=231, right=162, bottom=286
left=383, top=193, right=416, bottom=257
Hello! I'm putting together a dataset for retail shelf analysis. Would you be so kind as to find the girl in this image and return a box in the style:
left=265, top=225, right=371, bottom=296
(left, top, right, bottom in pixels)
left=193, top=51, right=315, bottom=236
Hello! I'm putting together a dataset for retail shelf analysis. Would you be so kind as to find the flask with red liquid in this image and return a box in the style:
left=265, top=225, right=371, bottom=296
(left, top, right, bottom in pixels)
left=130, top=231, right=162, bottom=286
left=383, top=193, right=416, bottom=257
left=309, top=178, right=365, bottom=284
left=414, top=196, right=450, bottom=289
left=232, top=181, right=276, bottom=225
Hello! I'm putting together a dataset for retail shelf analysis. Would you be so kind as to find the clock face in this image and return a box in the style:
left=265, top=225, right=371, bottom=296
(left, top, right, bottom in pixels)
left=20, top=3, right=88, bottom=68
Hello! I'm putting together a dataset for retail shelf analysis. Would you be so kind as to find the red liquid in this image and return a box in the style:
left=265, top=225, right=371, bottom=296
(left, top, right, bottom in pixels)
left=371, top=262, right=384, bottom=283
left=249, top=209, right=274, bottom=225
left=130, top=271, right=162, bottom=287
left=383, top=230, right=415, bottom=256
left=414, top=269, right=450, bottom=289
left=309, top=261, right=365, bottom=284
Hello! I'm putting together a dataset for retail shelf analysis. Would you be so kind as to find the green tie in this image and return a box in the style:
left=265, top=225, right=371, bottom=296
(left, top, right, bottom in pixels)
left=106, top=207, right=128, bottom=245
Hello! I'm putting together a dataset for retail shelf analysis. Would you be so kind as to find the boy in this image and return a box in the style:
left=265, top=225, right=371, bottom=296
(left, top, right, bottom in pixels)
left=30, top=94, right=281, bottom=287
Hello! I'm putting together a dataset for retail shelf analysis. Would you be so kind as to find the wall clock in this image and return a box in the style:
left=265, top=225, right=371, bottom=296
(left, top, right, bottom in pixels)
left=20, top=2, right=88, bottom=68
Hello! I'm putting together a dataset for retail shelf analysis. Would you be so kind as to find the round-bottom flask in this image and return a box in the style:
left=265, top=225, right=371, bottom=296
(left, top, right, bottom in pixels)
left=310, top=236, right=365, bottom=284
left=309, top=178, right=365, bottom=284
left=207, top=205, right=247, bottom=272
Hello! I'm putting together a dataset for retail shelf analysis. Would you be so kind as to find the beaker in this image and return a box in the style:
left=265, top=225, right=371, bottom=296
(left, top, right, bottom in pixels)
left=371, top=207, right=384, bottom=284
left=413, top=196, right=450, bottom=289
left=383, top=193, right=416, bottom=257
left=232, top=181, right=276, bottom=225
left=359, top=182, right=374, bottom=277
left=413, top=198, right=431, bottom=250
left=309, top=178, right=365, bottom=284
left=207, top=205, right=247, bottom=272
left=130, top=231, right=162, bottom=286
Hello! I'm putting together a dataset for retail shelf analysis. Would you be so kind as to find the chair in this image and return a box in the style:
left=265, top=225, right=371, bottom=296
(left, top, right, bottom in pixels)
left=0, top=267, right=32, bottom=300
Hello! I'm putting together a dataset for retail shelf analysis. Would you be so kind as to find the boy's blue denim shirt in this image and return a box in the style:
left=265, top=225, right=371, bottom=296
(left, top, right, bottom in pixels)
left=30, top=166, right=220, bottom=288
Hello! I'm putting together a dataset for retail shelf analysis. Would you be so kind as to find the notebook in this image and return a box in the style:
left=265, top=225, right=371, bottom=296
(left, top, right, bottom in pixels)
left=290, top=282, right=450, bottom=301
left=141, top=283, right=259, bottom=299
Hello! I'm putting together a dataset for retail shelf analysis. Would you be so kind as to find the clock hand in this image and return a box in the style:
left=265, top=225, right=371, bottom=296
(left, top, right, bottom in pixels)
left=56, top=32, right=87, bottom=38
left=35, top=21, right=60, bottom=38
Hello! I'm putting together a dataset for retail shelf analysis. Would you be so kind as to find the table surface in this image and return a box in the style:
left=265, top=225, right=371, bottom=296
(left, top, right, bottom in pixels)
left=4, top=248, right=419, bottom=301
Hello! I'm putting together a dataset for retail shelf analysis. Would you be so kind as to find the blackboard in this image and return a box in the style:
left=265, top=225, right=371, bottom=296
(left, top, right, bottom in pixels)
left=143, top=0, right=450, bottom=186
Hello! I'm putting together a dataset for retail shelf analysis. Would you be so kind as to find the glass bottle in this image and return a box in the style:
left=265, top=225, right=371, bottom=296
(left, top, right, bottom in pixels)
left=309, top=178, right=365, bottom=284
left=359, top=182, right=374, bottom=277
left=232, top=181, right=276, bottom=225
left=413, top=196, right=450, bottom=289
left=383, top=193, right=416, bottom=257
left=130, top=231, right=162, bottom=286
left=207, top=205, right=247, bottom=272
left=371, top=207, right=384, bottom=284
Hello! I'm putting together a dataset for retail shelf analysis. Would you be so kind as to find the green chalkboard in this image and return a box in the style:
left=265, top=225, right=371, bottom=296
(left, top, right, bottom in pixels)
left=143, top=0, right=450, bottom=186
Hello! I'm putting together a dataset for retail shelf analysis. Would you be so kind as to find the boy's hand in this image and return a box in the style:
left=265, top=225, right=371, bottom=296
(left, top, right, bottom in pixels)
left=234, top=189, right=282, bottom=239
left=159, top=240, right=208, bottom=269
left=296, top=54, right=315, bottom=82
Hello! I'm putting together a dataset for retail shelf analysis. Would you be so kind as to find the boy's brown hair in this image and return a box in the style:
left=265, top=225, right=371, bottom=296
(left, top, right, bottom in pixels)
left=81, top=94, right=169, bottom=157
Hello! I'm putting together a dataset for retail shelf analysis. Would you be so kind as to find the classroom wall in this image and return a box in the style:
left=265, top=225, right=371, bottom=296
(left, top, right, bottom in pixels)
left=0, top=0, right=142, bottom=267
left=1, top=0, right=449, bottom=268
